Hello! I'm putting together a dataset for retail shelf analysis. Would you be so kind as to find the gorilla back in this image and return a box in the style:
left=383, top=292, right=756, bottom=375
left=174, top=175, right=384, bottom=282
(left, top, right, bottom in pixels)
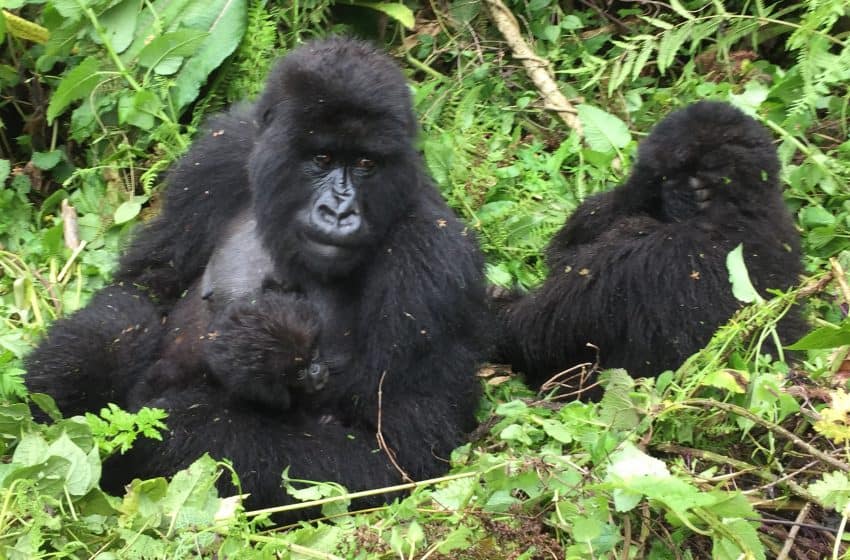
left=26, top=37, right=490, bottom=519
left=498, top=101, right=805, bottom=393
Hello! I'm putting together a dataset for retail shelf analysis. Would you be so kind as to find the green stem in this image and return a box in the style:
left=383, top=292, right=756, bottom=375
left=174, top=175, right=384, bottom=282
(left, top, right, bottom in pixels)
left=80, top=4, right=142, bottom=92
left=244, top=466, right=502, bottom=518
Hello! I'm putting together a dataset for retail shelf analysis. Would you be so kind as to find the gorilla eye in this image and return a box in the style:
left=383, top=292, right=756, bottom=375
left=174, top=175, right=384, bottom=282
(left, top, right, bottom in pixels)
left=355, top=158, right=375, bottom=171
left=261, top=108, right=273, bottom=125
left=313, top=154, right=333, bottom=168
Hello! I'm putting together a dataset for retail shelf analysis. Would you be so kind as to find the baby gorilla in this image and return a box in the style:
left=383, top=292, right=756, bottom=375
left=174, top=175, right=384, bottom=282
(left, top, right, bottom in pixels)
left=129, top=213, right=329, bottom=410
left=199, top=213, right=329, bottom=408
left=204, top=291, right=327, bottom=410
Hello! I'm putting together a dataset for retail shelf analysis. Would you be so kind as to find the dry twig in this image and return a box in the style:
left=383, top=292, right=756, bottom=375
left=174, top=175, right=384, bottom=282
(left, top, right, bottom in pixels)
left=829, top=257, right=850, bottom=305
left=776, top=503, right=811, bottom=560
left=61, top=199, right=80, bottom=250
left=484, top=0, right=583, bottom=135
left=376, top=370, right=413, bottom=483
left=681, top=399, right=850, bottom=473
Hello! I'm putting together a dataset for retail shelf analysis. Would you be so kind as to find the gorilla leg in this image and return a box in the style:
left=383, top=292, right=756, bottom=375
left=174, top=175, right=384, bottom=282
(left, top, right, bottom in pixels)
left=25, top=285, right=164, bottom=416
left=102, top=385, right=403, bottom=522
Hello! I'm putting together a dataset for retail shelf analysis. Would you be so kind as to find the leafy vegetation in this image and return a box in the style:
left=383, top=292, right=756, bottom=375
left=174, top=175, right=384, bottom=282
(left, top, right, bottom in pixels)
left=1, top=0, right=850, bottom=557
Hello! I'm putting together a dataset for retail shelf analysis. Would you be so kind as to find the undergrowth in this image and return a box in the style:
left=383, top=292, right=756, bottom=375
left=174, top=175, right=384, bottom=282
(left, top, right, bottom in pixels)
left=1, top=0, right=850, bottom=558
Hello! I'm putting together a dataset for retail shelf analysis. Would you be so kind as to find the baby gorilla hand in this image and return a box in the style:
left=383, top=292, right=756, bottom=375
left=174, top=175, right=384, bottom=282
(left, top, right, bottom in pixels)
left=203, top=291, right=328, bottom=409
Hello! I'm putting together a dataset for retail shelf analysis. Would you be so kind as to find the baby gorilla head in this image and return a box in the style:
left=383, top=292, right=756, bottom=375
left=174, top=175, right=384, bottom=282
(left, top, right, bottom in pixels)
left=203, top=291, right=328, bottom=410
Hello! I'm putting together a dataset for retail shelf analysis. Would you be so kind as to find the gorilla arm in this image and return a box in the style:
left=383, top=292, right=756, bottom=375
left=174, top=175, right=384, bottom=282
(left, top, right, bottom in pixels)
left=25, top=285, right=165, bottom=416
left=27, top=110, right=259, bottom=414
left=349, top=208, right=488, bottom=477
left=502, top=215, right=736, bottom=388
left=116, top=110, right=258, bottom=303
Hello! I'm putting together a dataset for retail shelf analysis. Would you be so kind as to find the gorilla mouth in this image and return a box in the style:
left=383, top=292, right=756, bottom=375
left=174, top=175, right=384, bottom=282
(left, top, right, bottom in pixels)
left=299, top=231, right=359, bottom=261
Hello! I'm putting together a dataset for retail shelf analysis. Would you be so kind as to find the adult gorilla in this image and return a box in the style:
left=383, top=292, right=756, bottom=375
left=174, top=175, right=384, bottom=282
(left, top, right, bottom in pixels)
left=497, top=101, right=806, bottom=395
left=26, top=38, right=490, bottom=514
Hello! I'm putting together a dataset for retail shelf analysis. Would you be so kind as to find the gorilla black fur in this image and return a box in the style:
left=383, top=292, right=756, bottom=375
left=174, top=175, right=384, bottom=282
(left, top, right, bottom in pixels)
left=26, top=37, right=489, bottom=518
left=498, top=101, right=805, bottom=392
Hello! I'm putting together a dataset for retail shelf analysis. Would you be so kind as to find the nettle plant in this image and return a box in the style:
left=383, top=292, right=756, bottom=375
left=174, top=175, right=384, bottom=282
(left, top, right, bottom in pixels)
left=41, top=0, right=247, bottom=208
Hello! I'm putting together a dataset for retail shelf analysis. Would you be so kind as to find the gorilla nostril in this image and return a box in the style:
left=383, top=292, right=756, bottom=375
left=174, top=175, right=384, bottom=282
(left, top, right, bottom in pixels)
left=316, top=205, right=337, bottom=224
left=338, top=213, right=361, bottom=230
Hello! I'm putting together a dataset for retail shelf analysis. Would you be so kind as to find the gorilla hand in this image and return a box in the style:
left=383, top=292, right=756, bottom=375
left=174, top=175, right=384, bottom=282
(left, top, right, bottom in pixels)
left=661, top=175, right=713, bottom=222
left=203, top=291, right=328, bottom=409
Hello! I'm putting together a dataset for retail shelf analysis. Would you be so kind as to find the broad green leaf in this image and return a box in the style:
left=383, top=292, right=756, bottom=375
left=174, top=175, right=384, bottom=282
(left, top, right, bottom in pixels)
left=729, top=80, right=768, bottom=113
left=12, top=432, right=49, bottom=466
left=623, top=475, right=716, bottom=521
left=47, top=432, right=95, bottom=496
left=29, top=393, right=63, bottom=422
left=787, top=322, right=850, bottom=350
left=4, top=456, right=71, bottom=496
left=47, top=56, right=102, bottom=124
left=572, top=516, right=603, bottom=542
left=52, top=0, right=86, bottom=21
left=137, top=29, right=209, bottom=75
left=540, top=418, right=573, bottom=443
left=0, top=159, right=9, bottom=184
left=0, top=404, right=31, bottom=438
left=495, top=400, right=528, bottom=417
left=799, top=205, right=836, bottom=228
left=576, top=105, right=631, bottom=153
left=448, top=0, right=480, bottom=26
left=700, top=369, right=749, bottom=393
left=437, top=526, right=474, bottom=553
left=120, top=0, right=198, bottom=62
left=598, top=369, right=639, bottom=430
left=118, top=91, right=162, bottom=130
left=76, top=213, right=103, bottom=242
left=713, top=518, right=765, bottom=560
left=353, top=2, right=415, bottom=29
left=162, top=455, right=220, bottom=531
left=113, top=196, right=148, bottom=224
left=170, top=0, right=247, bottom=112
left=606, top=442, right=670, bottom=512
left=431, top=477, right=476, bottom=511
left=726, top=244, right=761, bottom=304
left=31, top=150, right=62, bottom=170
left=809, top=471, right=850, bottom=512
left=121, top=477, right=168, bottom=525
left=95, top=0, right=141, bottom=54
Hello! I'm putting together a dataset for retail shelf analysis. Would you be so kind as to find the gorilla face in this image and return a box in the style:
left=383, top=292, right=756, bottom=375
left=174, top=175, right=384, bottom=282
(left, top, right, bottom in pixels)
left=248, top=38, right=419, bottom=280
left=292, top=151, right=378, bottom=274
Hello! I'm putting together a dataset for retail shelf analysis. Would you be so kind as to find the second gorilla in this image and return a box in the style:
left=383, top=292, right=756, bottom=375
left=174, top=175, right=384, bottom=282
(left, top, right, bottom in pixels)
left=498, top=101, right=805, bottom=394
